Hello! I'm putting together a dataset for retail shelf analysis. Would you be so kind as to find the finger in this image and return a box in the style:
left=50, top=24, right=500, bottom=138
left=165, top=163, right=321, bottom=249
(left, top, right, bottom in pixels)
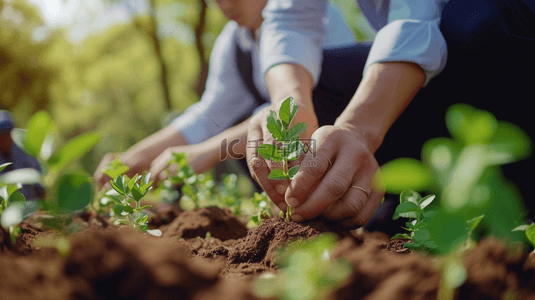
left=291, top=155, right=356, bottom=222
left=247, top=116, right=287, bottom=211
left=285, top=126, right=338, bottom=208
left=94, top=153, right=116, bottom=190
left=321, top=161, right=375, bottom=221
left=149, top=153, right=169, bottom=186
left=249, top=156, right=288, bottom=212
left=336, top=189, right=384, bottom=230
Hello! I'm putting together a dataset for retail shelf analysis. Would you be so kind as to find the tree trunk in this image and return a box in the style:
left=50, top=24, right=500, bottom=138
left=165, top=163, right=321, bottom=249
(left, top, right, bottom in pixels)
left=148, top=0, right=172, bottom=111
left=194, top=0, right=209, bottom=98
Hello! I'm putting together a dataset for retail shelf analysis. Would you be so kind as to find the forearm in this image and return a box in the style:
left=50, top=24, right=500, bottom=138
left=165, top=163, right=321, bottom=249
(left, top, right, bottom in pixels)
left=126, top=124, right=188, bottom=162
left=200, top=118, right=250, bottom=164
left=335, top=62, right=425, bottom=152
left=265, top=63, right=314, bottom=108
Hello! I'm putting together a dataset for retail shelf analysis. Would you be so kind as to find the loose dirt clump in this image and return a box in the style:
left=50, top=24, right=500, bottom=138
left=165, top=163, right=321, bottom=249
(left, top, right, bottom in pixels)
left=65, top=227, right=223, bottom=300
left=329, top=237, right=440, bottom=300
left=162, top=206, right=247, bottom=240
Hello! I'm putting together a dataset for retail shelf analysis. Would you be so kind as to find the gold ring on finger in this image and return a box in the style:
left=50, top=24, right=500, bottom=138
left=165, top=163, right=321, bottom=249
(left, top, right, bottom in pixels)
left=350, top=186, right=369, bottom=197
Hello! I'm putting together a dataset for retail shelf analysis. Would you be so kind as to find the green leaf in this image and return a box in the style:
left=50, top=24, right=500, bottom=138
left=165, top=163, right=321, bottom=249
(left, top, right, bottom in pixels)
left=25, top=111, right=53, bottom=158
left=8, top=191, right=26, bottom=203
left=486, top=122, right=532, bottom=165
left=268, top=169, right=286, bottom=180
left=0, top=163, right=12, bottom=173
left=56, top=173, right=93, bottom=212
left=400, top=190, right=421, bottom=204
left=142, top=173, right=151, bottom=186
left=146, top=229, right=162, bottom=236
left=289, top=99, right=298, bottom=125
left=115, top=175, right=125, bottom=192
left=512, top=224, right=532, bottom=232
left=412, top=228, right=431, bottom=242
left=525, top=224, right=535, bottom=248
left=419, top=195, right=436, bottom=209
left=258, top=144, right=281, bottom=161
left=10, top=129, right=27, bottom=151
left=140, top=182, right=152, bottom=194
left=134, top=205, right=152, bottom=212
left=127, top=175, right=139, bottom=191
left=391, top=233, right=411, bottom=239
left=110, top=180, right=124, bottom=195
left=288, top=165, right=299, bottom=179
left=131, top=186, right=144, bottom=202
left=286, top=141, right=304, bottom=161
left=378, top=159, right=432, bottom=194
left=286, top=122, right=307, bottom=141
left=446, top=104, right=497, bottom=145
left=267, top=110, right=283, bottom=139
left=102, top=158, right=130, bottom=179
left=104, top=193, right=123, bottom=205
left=279, top=97, right=292, bottom=130
left=393, top=202, right=421, bottom=220
left=467, top=215, right=485, bottom=234
left=40, top=134, right=55, bottom=161
left=48, top=132, right=100, bottom=172
left=123, top=205, right=134, bottom=214
left=0, top=168, right=41, bottom=185
left=1, top=203, right=24, bottom=227
left=139, top=214, right=149, bottom=224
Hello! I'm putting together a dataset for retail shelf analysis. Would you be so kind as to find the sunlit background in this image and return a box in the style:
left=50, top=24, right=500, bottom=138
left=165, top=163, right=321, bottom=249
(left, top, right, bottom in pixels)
left=0, top=0, right=374, bottom=176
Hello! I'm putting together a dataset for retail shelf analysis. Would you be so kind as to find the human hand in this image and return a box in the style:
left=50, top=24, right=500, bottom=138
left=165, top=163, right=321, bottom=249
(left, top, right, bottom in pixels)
left=246, top=101, right=319, bottom=212
left=149, top=144, right=217, bottom=185
left=284, top=124, right=384, bottom=230
left=94, top=150, right=153, bottom=191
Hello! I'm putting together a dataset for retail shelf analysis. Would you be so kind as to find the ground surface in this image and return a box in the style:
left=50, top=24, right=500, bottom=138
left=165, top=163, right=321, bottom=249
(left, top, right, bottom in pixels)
left=1, top=205, right=534, bottom=300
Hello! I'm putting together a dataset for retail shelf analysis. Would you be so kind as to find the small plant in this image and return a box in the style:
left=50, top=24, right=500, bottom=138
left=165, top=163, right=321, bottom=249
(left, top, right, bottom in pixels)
left=252, top=234, right=352, bottom=300
left=0, top=162, right=32, bottom=244
left=391, top=190, right=438, bottom=251
left=104, top=173, right=162, bottom=236
left=512, top=223, right=535, bottom=253
left=258, top=97, right=307, bottom=221
left=249, top=191, right=273, bottom=226
left=4, top=111, right=100, bottom=256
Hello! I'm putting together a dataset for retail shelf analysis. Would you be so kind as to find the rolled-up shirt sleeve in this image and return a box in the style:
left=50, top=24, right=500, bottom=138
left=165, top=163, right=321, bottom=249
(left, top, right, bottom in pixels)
left=364, top=0, right=449, bottom=86
left=172, top=23, right=257, bottom=145
left=260, top=0, right=328, bottom=85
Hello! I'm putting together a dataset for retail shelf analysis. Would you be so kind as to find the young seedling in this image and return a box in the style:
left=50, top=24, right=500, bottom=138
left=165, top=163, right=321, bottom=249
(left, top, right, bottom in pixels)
left=249, top=191, right=273, bottom=227
left=252, top=234, right=352, bottom=300
left=392, top=190, right=438, bottom=251
left=258, top=97, right=307, bottom=222
left=0, top=163, right=31, bottom=244
left=512, top=223, right=535, bottom=253
left=105, top=173, right=162, bottom=236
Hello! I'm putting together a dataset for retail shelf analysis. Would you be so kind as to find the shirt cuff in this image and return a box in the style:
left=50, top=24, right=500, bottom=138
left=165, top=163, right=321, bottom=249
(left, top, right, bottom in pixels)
left=364, top=19, right=447, bottom=86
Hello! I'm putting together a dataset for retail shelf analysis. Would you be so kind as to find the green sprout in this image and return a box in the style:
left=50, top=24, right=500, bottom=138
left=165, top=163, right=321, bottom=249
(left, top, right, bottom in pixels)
left=252, top=234, right=351, bottom=300
left=2, top=111, right=100, bottom=256
left=392, top=190, right=438, bottom=251
left=512, top=223, right=535, bottom=253
left=104, top=173, right=162, bottom=236
left=259, top=97, right=307, bottom=222
left=0, top=162, right=29, bottom=244
left=249, top=191, right=273, bottom=226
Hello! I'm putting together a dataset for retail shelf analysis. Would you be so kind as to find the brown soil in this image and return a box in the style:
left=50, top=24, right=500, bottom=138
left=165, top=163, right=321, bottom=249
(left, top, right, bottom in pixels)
left=0, top=204, right=534, bottom=300
left=148, top=203, right=181, bottom=229
left=161, top=206, right=248, bottom=241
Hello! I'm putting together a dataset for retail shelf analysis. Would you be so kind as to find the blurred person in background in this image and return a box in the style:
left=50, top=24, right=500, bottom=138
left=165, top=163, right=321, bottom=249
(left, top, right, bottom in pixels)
left=94, top=0, right=363, bottom=190
left=0, top=110, right=45, bottom=200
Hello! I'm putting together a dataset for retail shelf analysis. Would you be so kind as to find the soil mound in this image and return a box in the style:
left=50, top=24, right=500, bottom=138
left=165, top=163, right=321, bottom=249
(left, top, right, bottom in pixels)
left=148, top=203, right=181, bottom=229
left=227, top=217, right=339, bottom=267
left=162, top=206, right=247, bottom=240
left=65, top=227, right=222, bottom=300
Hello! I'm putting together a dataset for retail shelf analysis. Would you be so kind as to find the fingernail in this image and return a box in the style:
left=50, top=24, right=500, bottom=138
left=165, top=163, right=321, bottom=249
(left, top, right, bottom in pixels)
left=286, top=197, right=299, bottom=207
left=291, top=214, right=304, bottom=222
left=276, top=184, right=287, bottom=195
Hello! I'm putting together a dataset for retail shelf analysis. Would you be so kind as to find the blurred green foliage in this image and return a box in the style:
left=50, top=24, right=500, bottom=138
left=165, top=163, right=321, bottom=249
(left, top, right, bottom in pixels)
left=1, top=0, right=371, bottom=177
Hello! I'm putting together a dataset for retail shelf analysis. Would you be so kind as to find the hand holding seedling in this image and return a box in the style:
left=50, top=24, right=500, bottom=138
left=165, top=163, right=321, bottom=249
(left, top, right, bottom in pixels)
left=247, top=97, right=317, bottom=212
